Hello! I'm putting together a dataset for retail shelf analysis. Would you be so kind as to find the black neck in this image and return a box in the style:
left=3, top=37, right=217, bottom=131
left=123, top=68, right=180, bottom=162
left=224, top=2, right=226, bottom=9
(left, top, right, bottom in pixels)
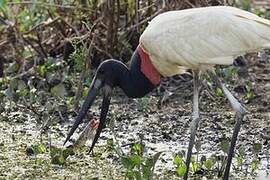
left=115, top=50, right=156, bottom=98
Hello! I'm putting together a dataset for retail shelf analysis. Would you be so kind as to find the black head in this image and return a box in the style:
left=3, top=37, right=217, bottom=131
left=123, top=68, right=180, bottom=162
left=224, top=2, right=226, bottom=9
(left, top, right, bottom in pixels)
left=63, top=60, right=124, bottom=151
left=94, top=59, right=125, bottom=88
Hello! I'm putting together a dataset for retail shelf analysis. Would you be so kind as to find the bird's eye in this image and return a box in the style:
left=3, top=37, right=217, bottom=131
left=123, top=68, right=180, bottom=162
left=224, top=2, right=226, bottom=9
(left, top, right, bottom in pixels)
left=99, top=69, right=105, bottom=75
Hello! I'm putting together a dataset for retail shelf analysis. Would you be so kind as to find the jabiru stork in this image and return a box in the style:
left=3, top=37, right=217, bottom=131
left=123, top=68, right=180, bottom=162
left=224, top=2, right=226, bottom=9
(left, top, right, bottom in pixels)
left=64, top=6, right=270, bottom=179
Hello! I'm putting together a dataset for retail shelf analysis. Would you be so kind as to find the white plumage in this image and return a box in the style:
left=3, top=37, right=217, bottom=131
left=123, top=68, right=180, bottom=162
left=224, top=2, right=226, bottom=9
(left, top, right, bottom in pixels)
left=140, top=6, right=270, bottom=179
left=140, top=6, right=270, bottom=76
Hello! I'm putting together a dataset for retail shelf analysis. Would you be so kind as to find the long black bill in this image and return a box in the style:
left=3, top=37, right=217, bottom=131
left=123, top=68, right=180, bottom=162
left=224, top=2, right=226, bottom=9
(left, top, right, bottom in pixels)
left=89, top=86, right=111, bottom=153
left=63, top=77, right=102, bottom=145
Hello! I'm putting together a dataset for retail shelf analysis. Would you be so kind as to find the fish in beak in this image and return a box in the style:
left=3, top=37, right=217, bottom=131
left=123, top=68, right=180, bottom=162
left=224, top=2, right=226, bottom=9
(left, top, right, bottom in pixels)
left=63, top=74, right=112, bottom=153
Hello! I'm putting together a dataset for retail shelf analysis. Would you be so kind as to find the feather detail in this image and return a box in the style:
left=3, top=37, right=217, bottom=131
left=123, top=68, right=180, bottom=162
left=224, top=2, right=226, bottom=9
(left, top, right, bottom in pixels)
left=140, top=6, right=270, bottom=76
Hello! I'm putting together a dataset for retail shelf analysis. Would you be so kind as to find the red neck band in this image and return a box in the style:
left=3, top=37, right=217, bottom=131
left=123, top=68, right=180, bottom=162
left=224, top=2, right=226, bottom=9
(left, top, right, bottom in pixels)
left=137, top=45, right=161, bottom=86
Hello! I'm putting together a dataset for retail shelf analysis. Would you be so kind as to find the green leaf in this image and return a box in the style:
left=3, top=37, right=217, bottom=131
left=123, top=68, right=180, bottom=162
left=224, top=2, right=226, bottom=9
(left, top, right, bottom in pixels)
left=130, top=155, right=141, bottom=166
left=252, top=143, right=262, bottom=154
left=191, top=156, right=196, bottom=163
left=126, top=171, right=136, bottom=179
left=204, top=159, right=214, bottom=170
left=127, top=0, right=135, bottom=17
left=142, top=164, right=151, bottom=179
left=121, top=156, right=133, bottom=169
left=0, top=0, right=7, bottom=12
left=251, top=159, right=259, bottom=171
left=37, top=143, right=46, bottom=154
left=50, top=146, right=70, bottom=165
left=215, top=87, right=223, bottom=97
left=31, top=143, right=46, bottom=154
left=82, top=87, right=89, bottom=98
left=191, top=160, right=198, bottom=173
left=37, top=64, right=47, bottom=77
left=220, top=140, right=230, bottom=154
left=18, top=88, right=29, bottom=97
left=132, top=143, right=142, bottom=155
left=174, top=154, right=184, bottom=166
left=63, top=147, right=74, bottom=159
left=176, top=165, right=187, bottom=177
left=133, top=170, right=142, bottom=180
left=236, top=156, right=244, bottom=168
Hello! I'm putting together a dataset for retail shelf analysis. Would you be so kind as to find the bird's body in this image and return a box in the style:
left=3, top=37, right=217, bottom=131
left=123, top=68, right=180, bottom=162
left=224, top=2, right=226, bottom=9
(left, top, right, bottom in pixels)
left=64, top=6, right=270, bottom=180
left=141, top=6, right=270, bottom=76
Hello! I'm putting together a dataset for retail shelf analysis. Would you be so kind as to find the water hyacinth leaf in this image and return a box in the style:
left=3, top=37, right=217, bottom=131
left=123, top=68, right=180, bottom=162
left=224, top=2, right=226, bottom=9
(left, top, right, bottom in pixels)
left=176, top=166, right=187, bottom=177
left=251, top=159, right=259, bottom=171
left=191, top=162, right=198, bottom=173
left=37, top=64, right=48, bottom=77
left=190, top=156, right=198, bottom=173
left=37, top=143, right=46, bottom=154
left=204, top=159, right=214, bottom=170
left=51, top=83, right=67, bottom=98
left=236, top=156, right=244, bottom=168
left=82, top=86, right=89, bottom=98
left=215, top=87, right=223, bottom=97
left=174, top=154, right=184, bottom=166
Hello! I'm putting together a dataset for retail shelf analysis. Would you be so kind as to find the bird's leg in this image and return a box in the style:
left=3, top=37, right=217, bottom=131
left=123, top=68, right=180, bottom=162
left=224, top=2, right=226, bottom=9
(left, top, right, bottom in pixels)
left=207, top=70, right=247, bottom=180
left=184, top=70, right=200, bottom=180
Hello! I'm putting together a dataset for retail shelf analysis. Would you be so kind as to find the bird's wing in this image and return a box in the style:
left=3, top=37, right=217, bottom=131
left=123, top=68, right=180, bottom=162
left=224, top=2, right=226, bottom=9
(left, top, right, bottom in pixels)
left=140, top=6, right=270, bottom=75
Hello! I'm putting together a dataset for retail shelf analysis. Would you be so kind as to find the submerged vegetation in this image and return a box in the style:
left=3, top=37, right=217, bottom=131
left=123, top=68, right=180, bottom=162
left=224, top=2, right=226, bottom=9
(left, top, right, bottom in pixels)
left=0, top=0, right=270, bottom=179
